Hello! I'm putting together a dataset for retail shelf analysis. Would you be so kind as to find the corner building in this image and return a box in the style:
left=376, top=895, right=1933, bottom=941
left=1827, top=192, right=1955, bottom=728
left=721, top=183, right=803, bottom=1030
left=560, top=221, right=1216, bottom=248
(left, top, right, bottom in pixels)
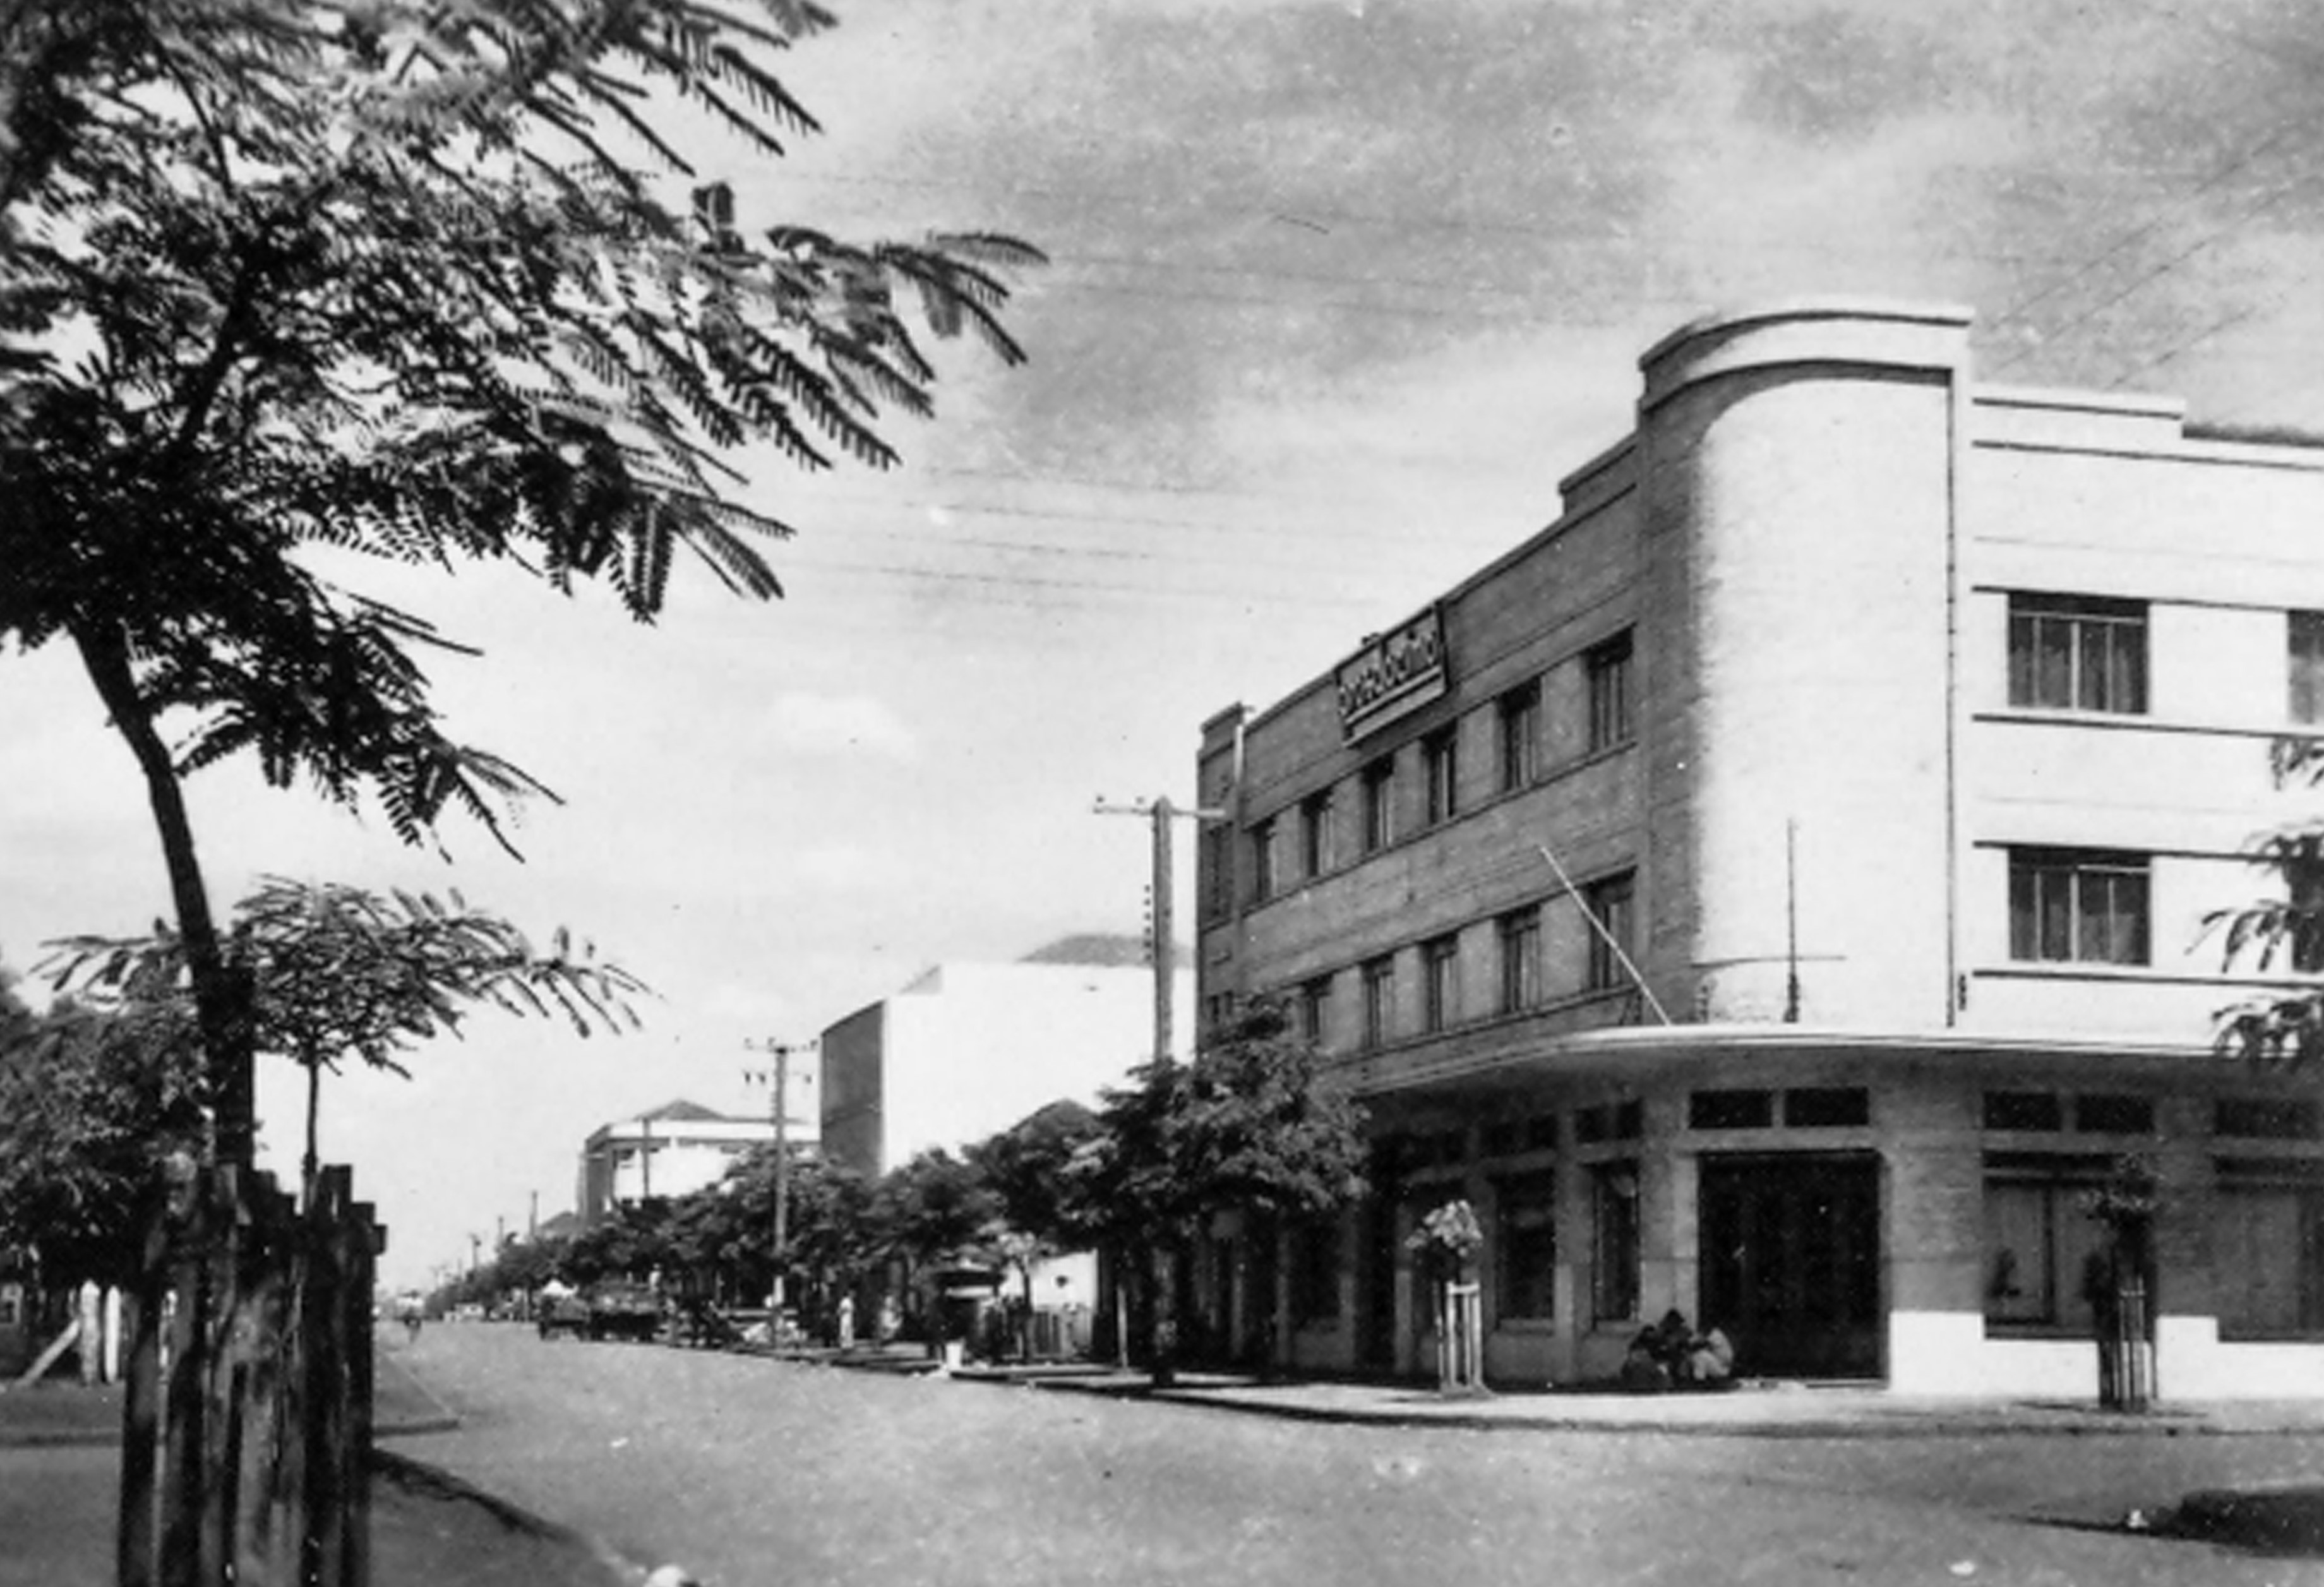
left=1195, top=300, right=2324, bottom=1398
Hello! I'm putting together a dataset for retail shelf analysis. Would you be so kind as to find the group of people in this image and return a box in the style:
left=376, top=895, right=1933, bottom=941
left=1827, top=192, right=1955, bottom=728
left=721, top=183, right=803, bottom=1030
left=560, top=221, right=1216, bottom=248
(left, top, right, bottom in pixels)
left=1619, top=1309, right=1734, bottom=1392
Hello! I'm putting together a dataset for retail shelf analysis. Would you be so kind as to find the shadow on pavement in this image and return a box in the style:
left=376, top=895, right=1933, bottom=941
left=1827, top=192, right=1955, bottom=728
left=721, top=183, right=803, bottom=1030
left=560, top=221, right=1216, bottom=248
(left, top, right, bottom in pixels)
left=371, top=1447, right=628, bottom=1586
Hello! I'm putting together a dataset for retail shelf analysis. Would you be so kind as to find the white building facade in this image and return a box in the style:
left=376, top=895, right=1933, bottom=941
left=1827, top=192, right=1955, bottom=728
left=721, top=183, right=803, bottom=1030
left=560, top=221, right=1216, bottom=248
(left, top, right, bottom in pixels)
left=576, top=1099, right=788, bottom=1226
left=1194, top=300, right=2324, bottom=1399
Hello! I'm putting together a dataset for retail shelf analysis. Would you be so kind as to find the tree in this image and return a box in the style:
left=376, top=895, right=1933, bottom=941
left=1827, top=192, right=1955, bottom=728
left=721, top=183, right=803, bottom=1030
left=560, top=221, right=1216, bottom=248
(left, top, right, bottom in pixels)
left=1, top=1, right=1041, bottom=1166
left=44, top=876, right=647, bottom=1195
left=2212, top=740, right=2324, bottom=1067
left=967, top=1099, right=1100, bottom=1359
left=1082, top=998, right=1369, bottom=1384
left=0, top=967, right=208, bottom=1288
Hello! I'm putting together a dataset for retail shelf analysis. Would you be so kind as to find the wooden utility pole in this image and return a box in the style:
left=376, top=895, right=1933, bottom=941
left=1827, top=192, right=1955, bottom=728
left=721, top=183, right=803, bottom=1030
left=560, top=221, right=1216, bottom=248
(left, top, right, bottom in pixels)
left=1094, top=796, right=1225, bottom=1062
left=745, top=1041, right=808, bottom=1321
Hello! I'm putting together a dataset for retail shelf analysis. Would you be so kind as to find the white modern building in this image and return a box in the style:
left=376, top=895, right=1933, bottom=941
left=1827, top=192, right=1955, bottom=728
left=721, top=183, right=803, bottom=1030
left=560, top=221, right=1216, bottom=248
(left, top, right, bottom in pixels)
left=818, top=937, right=1191, bottom=1178
left=577, top=1098, right=797, bottom=1226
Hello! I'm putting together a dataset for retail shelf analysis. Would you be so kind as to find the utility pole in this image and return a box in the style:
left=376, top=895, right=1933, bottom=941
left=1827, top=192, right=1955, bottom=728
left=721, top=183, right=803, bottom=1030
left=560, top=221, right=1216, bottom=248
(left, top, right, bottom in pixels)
left=1094, top=796, right=1226, bottom=1062
left=745, top=1040, right=812, bottom=1324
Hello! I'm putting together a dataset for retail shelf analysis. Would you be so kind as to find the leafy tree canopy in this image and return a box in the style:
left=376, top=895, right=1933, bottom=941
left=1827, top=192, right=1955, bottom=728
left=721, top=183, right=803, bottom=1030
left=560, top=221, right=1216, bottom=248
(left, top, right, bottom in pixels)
left=2212, top=741, right=2324, bottom=1069
left=1082, top=998, right=1369, bottom=1250
left=0, top=1, right=1039, bottom=1156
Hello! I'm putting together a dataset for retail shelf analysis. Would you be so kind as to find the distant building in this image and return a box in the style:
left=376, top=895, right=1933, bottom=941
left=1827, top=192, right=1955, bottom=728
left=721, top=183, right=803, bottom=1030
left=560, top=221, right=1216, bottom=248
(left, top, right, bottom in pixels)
left=818, top=935, right=1190, bottom=1178
left=577, top=1098, right=794, bottom=1226
left=1193, top=299, right=2324, bottom=1399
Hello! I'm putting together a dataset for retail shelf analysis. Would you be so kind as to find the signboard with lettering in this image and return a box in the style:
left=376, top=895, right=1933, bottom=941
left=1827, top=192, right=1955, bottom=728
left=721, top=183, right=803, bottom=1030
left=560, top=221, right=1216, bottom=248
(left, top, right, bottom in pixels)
left=1336, top=607, right=1449, bottom=740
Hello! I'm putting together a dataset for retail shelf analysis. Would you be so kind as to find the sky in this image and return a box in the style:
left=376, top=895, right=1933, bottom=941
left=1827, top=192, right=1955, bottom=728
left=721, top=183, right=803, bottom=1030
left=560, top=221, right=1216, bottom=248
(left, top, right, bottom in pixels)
left=9, top=0, right=2324, bottom=1288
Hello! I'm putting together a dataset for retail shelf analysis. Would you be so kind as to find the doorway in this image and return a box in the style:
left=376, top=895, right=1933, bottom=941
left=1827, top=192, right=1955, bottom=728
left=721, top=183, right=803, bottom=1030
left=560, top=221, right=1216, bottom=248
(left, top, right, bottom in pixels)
left=1698, top=1153, right=1882, bottom=1379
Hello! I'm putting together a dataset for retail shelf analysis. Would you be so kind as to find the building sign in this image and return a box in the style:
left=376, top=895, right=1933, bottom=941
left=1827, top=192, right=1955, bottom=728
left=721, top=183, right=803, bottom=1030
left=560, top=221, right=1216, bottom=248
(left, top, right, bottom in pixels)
left=1336, top=607, right=1449, bottom=740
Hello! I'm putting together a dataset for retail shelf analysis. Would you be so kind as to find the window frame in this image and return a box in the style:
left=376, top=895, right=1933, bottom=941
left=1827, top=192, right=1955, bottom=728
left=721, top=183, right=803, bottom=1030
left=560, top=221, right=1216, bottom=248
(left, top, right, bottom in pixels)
left=1583, top=871, right=1636, bottom=993
left=1247, top=816, right=1279, bottom=905
left=1360, top=954, right=1396, bottom=1050
left=1299, top=788, right=1334, bottom=880
left=1422, top=726, right=1460, bottom=827
left=1495, top=1171, right=1559, bottom=1324
left=1422, top=933, right=1460, bottom=1034
left=2293, top=610, right=2324, bottom=726
left=1298, top=974, right=1332, bottom=1050
left=1497, top=680, right=1540, bottom=793
left=1590, top=1160, right=1641, bottom=1325
left=1361, top=757, right=1396, bottom=854
left=2006, top=592, right=2148, bottom=716
left=1497, top=904, right=1542, bottom=1015
left=1584, top=630, right=1636, bottom=753
left=2008, top=847, right=2151, bottom=967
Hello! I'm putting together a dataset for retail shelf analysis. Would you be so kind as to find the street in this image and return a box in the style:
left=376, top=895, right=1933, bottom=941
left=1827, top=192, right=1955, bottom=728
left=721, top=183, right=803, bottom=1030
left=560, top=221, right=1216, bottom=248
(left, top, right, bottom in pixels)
left=386, top=1324, right=2324, bottom=1586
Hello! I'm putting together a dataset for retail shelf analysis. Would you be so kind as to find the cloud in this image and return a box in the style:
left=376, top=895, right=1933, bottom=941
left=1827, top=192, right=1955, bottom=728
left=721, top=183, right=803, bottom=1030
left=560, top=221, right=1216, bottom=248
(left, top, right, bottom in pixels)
left=761, top=692, right=920, bottom=762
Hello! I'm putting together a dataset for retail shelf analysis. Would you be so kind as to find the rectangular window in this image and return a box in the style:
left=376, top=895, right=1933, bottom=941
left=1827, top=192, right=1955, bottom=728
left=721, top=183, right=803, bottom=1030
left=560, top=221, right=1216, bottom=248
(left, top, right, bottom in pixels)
left=2073, top=1093, right=2155, bottom=1135
left=1497, top=906, right=1541, bottom=1015
left=1300, top=789, right=1334, bottom=879
left=1984, top=1091, right=2064, bottom=1132
left=2009, top=849, right=2150, bottom=966
left=1199, top=827, right=1231, bottom=924
left=1423, top=728, right=1459, bottom=826
left=1689, top=1089, right=1774, bottom=1130
left=1291, top=1218, right=1341, bottom=1327
left=1422, top=934, right=1459, bottom=1033
left=1497, top=681, right=1540, bottom=793
left=2007, top=593, right=2147, bottom=714
left=2217, top=1098, right=2323, bottom=1140
left=2295, top=612, right=2324, bottom=725
left=1585, top=630, right=1635, bottom=752
left=1361, top=757, right=1396, bottom=854
left=1495, top=1173, right=1558, bottom=1322
left=1360, top=955, right=1396, bottom=1050
left=1591, top=1161, right=1641, bottom=1324
left=2214, top=1168, right=2324, bottom=1338
left=1248, top=817, right=1279, bottom=905
left=1583, top=871, right=1636, bottom=992
left=1298, top=975, right=1332, bottom=1050
left=1984, top=1168, right=2108, bottom=1331
left=1784, top=1087, right=1871, bottom=1129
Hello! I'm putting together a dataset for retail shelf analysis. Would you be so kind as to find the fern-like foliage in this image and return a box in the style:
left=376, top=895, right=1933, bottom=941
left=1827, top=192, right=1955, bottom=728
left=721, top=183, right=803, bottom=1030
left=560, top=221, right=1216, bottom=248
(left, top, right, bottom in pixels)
left=42, top=877, right=652, bottom=1162
left=2208, top=740, right=2324, bottom=1072
left=1, top=0, right=1043, bottom=849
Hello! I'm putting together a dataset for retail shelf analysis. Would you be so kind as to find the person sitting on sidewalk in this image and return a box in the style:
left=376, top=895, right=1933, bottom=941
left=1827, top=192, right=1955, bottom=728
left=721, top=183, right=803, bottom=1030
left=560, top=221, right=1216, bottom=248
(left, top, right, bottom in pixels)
left=1675, top=1322, right=1735, bottom=1389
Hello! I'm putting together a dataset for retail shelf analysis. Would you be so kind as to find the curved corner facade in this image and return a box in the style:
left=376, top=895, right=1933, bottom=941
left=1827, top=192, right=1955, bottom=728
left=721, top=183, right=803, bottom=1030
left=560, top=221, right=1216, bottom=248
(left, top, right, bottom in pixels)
left=1192, top=301, right=2324, bottom=1401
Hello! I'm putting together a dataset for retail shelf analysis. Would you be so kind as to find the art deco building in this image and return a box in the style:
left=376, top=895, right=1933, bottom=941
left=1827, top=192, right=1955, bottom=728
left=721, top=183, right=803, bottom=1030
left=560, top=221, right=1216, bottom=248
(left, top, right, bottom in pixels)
left=1194, top=300, right=2324, bottom=1398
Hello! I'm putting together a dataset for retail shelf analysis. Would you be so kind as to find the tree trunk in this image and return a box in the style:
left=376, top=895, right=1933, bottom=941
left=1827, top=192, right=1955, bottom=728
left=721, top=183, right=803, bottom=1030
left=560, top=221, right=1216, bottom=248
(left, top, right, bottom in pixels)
left=1149, top=1241, right=1180, bottom=1388
left=73, top=623, right=255, bottom=1166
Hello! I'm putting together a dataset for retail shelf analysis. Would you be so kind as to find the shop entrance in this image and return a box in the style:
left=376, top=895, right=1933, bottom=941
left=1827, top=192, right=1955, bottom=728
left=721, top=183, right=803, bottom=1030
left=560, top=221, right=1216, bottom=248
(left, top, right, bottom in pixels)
left=1698, top=1153, right=1882, bottom=1380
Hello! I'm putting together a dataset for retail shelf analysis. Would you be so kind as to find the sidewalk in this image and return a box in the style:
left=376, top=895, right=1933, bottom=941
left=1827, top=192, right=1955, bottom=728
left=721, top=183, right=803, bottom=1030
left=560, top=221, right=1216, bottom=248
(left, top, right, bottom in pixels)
left=0, top=1356, right=620, bottom=1587
left=933, top=1356, right=2324, bottom=1439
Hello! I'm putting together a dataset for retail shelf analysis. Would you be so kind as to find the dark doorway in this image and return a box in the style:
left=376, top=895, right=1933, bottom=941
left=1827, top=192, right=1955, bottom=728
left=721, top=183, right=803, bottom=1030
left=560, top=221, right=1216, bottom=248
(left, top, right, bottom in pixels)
left=1357, top=1186, right=1404, bottom=1375
left=1698, top=1153, right=1882, bottom=1379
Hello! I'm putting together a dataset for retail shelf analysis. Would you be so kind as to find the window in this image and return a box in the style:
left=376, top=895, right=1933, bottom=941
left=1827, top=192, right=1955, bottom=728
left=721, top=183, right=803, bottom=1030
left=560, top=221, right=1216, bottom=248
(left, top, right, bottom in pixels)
left=2217, top=1098, right=2323, bottom=1140
left=1498, top=906, right=1542, bottom=1015
left=2294, top=612, right=2324, bottom=725
left=2073, top=1093, right=2155, bottom=1135
left=1591, top=1161, right=1641, bottom=1324
left=1300, top=789, right=1334, bottom=878
left=1496, top=1173, right=1557, bottom=1322
left=1422, top=934, right=1460, bottom=1033
left=1291, top=1218, right=1341, bottom=1327
left=1248, top=817, right=1279, bottom=904
left=1585, top=630, right=1635, bottom=752
left=1984, top=1166, right=2109, bottom=1331
left=1497, top=681, right=1540, bottom=793
left=1423, top=728, right=1459, bottom=826
left=1582, top=871, right=1636, bottom=992
left=1360, top=955, right=1396, bottom=1049
left=1361, top=757, right=1396, bottom=854
left=1199, top=826, right=1231, bottom=924
left=2009, top=849, right=2150, bottom=966
left=2214, top=1166, right=2324, bottom=1338
left=1985, top=1091, right=2064, bottom=1132
left=1784, top=1087, right=1871, bottom=1129
left=1689, top=1089, right=1774, bottom=1130
left=2007, top=593, right=2147, bottom=714
left=1298, top=975, right=1332, bottom=1050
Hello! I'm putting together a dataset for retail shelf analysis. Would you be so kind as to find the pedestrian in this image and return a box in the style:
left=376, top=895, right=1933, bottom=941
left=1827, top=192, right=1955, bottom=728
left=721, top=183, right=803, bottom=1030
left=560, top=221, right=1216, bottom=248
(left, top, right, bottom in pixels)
left=837, top=1293, right=856, bottom=1350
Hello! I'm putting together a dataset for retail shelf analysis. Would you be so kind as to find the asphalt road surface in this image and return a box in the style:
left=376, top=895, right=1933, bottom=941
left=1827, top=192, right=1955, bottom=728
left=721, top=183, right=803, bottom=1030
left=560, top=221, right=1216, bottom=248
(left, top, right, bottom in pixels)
left=386, top=1324, right=2324, bottom=1587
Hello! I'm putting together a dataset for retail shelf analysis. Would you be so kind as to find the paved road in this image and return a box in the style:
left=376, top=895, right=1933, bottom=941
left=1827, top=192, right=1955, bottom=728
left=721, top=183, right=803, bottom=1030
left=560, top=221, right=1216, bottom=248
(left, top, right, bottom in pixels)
left=385, top=1324, right=2324, bottom=1587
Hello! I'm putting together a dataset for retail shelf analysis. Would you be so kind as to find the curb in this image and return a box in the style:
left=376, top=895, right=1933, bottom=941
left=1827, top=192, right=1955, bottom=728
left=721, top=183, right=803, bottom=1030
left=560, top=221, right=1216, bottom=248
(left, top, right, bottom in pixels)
left=934, top=1366, right=2324, bottom=1440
